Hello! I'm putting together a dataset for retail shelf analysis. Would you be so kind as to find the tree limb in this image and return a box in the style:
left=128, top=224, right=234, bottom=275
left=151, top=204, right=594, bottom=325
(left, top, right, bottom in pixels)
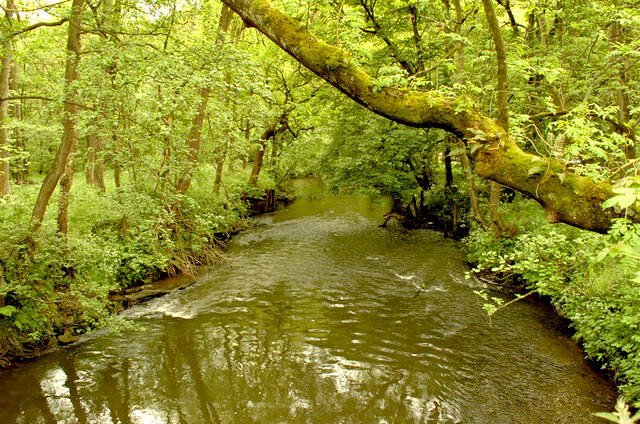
left=221, top=0, right=634, bottom=232
left=6, top=18, right=69, bottom=39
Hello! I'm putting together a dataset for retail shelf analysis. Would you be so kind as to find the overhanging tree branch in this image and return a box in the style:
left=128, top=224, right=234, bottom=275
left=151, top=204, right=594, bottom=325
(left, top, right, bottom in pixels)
left=6, top=18, right=69, bottom=39
left=220, top=0, right=635, bottom=232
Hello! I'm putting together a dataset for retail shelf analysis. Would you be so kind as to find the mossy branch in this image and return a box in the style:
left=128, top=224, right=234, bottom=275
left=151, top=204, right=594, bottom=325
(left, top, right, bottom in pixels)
left=221, top=0, right=635, bottom=233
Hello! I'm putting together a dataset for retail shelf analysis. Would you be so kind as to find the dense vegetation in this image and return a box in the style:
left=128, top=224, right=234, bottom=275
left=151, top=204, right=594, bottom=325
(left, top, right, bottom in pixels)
left=1, top=0, right=639, bottom=409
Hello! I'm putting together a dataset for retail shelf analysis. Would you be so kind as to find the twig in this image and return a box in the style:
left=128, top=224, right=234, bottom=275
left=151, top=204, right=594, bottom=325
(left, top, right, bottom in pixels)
left=493, top=289, right=537, bottom=314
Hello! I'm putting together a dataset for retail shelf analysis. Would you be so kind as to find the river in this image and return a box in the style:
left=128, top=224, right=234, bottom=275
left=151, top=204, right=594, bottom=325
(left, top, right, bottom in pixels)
left=0, top=194, right=616, bottom=423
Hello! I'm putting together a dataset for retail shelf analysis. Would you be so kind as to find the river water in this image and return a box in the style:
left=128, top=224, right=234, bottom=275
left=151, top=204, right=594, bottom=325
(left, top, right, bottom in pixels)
left=0, top=195, right=616, bottom=423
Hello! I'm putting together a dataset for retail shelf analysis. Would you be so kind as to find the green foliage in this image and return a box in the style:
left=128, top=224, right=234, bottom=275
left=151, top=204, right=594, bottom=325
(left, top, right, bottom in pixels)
left=594, top=398, right=640, bottom=423
left=0, top=167, right=245, bottom=361
left=466, top=198, right=640, bottom=407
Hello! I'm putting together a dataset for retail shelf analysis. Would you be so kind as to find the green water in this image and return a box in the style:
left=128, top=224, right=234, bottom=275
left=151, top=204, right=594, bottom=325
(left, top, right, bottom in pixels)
left=0, top=195, right=616, bottom=423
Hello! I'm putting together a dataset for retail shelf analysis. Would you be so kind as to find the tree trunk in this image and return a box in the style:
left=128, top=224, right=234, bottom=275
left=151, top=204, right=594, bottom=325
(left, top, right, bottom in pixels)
left=459, top=140, right=488, bottom=228
left=536, top=2, right=549, bottom=47
left=86, top=136, right=96, bottom=186
left=250, top=113, right=288, bottom=186
left=242, top=126, right=251, bottom=169
left=30, top=0, right=84, bottom=232
left=175, top=87, right=209, bottom=194
left=249, top=142, right=266, bottom=186
left=57, top=136, right=77, bottom=235
left=93, top=136, right=105, bottom=191
left=212, top=156, right=225, bottom=194
left=444, top=144, right=453, bottom=189
left=112, top=132, right=121, bottom=188
left=451, top=0, right=465, bottom=76
left=86, top=135, right=105, bottom=191
left=0, top=0, right=14, bottom=197
left=482, top=0, right=509, bottom=236
left=221, top=0, right=632, bottom=232
left=408, top=5, right=425, bottom=75
left=610, top=21, right=636, bottom=161
left=114, top=161, right=121, bottom=188
left=496, top=0, right=519, bottom=34
left=10, top=57, right=26, bottom=184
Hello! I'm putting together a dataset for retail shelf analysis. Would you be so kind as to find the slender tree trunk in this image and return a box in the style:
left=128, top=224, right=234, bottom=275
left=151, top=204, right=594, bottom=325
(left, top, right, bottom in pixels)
left=86, top=135, right=105, bottom=191
left=86, top=137, right=96, bottom=186
left=10, top=58, right=26, bottom=184
left=93, top=136, right=105, bottom=191
left=460, top=141, right=488, bottom=228
left=536, top=1, right=549, bottom=47
left=0, top=0, right=14, bottom=197
left=30, top=0, right=84, bottom=232
left=610, top=21, right=636, bottom=161
left=114, top=161, right=121, bottom=187
left=57, top=136, right=78, bottom=235
left=496, top=0, right=519, bottom=34
left=408, top=5, right=425, bottom=75
left=176, top=6, right=233, bottom=194
left=250, top=113, right=288, bottom=186
left=249, top=142, right=266, bottom=186
left=451, top=0, right=465, bottom=76
left=112, top=127, right=122, bottom=188
left=242, top=126, right=251, bottom=169
left=482, top=0, right=508, bottom=237
left=444, top=144, right=453, bottom=189
left=212, top=156, right=225, bottom=194
left=175, top=87, right=209, bottom=194
left=552, top=2, right=563, bottom=45
left=448, top=1, right=485, bottom=229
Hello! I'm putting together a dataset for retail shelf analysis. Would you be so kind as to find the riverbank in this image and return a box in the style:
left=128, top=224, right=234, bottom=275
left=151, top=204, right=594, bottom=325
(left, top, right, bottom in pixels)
left=464, top=197, right=640, bottom=407
left=0, top=170, right=289, bottom=368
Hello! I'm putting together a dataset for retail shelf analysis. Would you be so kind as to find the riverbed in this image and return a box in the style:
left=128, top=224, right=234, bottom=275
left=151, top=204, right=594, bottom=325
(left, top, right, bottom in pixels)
left=0, top=194, right=616, bottom=423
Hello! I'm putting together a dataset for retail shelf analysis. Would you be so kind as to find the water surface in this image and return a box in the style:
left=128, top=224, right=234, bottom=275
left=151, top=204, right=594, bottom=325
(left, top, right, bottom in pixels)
left=0, top=195, right=616, bottom=423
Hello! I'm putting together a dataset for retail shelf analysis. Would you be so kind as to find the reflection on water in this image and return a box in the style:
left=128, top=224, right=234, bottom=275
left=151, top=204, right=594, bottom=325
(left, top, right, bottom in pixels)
left=0, top=195, right=616, bottom=423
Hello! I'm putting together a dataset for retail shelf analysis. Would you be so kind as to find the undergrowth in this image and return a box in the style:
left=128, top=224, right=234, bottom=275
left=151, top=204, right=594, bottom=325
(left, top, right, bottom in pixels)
left=0, top=168, right=270, bottom=366
left=465, top=198, right=640, bottom=407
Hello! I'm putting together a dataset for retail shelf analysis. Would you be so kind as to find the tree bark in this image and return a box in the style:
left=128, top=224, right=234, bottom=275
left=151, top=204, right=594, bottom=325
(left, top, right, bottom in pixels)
left=93, top=136, right=105, bottom=191
left=495, top=0, right=519, bottom=34
left=358, top=0, right=415, bottom=76
left=444, top=144, right=453, bottom=188
left=408, top=5, right=426, bottom=75
left=57, top=136, right=77, bottom=235
left=9, top=57, right=25, bottom=184
left=221, top=0, right=631, bottom=232
left=86, top=136, right=96, bottom=186
left=242, top=126, right=251, bottom=169
left=459, top=140, right=488, bottom=228
left=30, top=0, right=84, bottom=232
left=112, top=130, right=121, bottom=188
left=86, top=135, right=105, bottom=191
left=481, top=0, right=509, bottom=236
left=175, top=87, right=209, bottom=194
left=536, top=1, right=549, bottom=47
left=249, top=112, right=288, bottom=186
left=610, top=21, right=636, bottom=161
left=249, top=141, right=266, bottom=186
left=0, top=0, right=14, bottom=197
left=212, top=155, right=225, bottom=194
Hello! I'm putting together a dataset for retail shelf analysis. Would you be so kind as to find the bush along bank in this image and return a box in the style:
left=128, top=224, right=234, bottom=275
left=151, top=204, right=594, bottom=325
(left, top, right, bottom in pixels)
left=0, top=179, right=258, bottom=367
left=464, top=198, right=640, bottom=407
